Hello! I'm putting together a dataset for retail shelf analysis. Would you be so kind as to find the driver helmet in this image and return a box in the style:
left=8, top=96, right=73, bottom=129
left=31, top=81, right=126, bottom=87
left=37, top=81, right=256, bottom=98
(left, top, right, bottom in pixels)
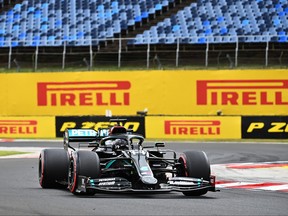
left=113, top=138, right=128, bottom=150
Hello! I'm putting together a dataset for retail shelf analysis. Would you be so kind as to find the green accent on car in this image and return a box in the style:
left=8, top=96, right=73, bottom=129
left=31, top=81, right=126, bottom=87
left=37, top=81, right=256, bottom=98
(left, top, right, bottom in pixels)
left=105, top=160, right=116, bottom=168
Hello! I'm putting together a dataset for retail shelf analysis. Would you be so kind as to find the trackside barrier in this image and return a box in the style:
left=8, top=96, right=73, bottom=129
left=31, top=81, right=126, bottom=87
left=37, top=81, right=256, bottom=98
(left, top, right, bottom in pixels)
left=145, top=116, right=241, bottom=139
left=0, top=116, right=54, bottom=138
left=0, top=116, right=287, bottom=139
left=242, top=116, right=288, bottom=139
left=0, top=70, right=287, bottom=116
left=55, top=116, right=145, bottom=137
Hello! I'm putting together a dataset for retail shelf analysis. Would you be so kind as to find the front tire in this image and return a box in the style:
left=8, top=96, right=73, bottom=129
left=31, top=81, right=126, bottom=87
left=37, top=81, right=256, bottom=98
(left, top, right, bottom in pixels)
left=178, top=150, right=211, bottom=196
left=69, top=151, right=101, bottom=195
left=38, top=149, right=69, bottom=188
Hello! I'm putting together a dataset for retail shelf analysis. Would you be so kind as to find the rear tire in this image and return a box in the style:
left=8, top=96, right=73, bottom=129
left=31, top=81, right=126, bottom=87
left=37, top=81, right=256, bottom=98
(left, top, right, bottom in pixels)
left=178, top=150, right=211, bottom=196
left=69, top=151, right=101, bottom=195
left=38, top=149, right=69, bottom=188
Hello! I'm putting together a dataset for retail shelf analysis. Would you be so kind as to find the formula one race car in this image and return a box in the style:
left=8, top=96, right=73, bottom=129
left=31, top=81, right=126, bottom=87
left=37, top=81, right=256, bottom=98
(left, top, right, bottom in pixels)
left=38, top=119, right=217, bottom=196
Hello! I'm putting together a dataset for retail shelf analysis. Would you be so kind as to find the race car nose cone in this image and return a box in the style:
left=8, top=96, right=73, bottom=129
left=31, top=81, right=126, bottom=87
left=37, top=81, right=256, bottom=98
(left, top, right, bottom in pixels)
left=141, top=176, right=158, bottom=185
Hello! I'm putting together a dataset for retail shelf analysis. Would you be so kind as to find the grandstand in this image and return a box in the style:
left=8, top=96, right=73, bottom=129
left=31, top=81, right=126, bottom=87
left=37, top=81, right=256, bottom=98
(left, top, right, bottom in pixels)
left=0, top=0, right=287, bottom=70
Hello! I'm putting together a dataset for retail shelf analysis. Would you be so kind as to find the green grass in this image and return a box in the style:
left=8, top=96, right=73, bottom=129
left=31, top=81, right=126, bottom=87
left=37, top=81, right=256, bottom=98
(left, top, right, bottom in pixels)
left=0, top=151, right=31, bottom=156
left=0, top=64, right=287, bottom=73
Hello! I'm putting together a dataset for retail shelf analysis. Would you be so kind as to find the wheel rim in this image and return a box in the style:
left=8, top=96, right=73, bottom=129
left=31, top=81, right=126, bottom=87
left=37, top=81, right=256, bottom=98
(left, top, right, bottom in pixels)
left=68, top=158, right=77, bottom=192
left=177, top=155, right=187, bottom=177
left=38, top=155, right=43, bottom=185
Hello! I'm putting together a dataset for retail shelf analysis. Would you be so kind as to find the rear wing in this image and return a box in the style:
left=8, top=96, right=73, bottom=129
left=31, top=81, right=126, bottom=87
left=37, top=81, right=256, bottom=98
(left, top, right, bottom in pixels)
left=64, top=129, right=98, bottom=142
left=64, top=128, right=110, bottom=149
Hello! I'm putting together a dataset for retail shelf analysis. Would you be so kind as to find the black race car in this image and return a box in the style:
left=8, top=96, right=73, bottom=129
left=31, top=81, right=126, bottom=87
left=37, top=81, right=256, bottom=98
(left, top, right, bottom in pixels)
left=39, top=119, right=218, bottom=196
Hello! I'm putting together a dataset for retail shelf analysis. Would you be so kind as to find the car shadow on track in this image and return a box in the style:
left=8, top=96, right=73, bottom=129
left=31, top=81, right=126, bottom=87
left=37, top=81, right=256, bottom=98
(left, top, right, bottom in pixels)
left=75, top=192, right=217, bottom=200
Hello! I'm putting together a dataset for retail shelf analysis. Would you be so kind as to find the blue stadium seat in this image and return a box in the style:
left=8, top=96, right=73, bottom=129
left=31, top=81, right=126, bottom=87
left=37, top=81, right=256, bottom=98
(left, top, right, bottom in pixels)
left=0, top=0, right=287, bottom=47
left=133, top=0, right=288, bottom=45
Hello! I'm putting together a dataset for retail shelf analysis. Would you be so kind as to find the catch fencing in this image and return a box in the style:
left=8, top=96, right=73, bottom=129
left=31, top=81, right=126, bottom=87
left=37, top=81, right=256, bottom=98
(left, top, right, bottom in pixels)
left=0, top=36, right=287, bottom=71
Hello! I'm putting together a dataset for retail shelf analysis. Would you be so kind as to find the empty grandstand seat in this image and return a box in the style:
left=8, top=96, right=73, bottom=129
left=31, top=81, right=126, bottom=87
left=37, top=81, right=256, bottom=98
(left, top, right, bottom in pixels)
left=0, top=0, right=287, bottom=47
left=132, top=0, right=288, bottom=45
left=0, top=0, right=169, bottom=46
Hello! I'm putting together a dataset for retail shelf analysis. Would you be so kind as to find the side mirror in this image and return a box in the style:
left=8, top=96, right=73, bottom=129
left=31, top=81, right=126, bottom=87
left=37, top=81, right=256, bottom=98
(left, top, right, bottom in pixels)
left=155, top=142, right=165, bottom=148
left=88, top=142, right=100, bottom=148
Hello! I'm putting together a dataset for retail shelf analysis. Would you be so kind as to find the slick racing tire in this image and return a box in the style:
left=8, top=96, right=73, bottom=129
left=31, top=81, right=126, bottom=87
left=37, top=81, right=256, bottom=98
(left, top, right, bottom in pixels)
left=69, top=151, right=101, bottom=195
left=178, top=150, right=211, bottom=196
left=39, top=149, right=69, bottom=189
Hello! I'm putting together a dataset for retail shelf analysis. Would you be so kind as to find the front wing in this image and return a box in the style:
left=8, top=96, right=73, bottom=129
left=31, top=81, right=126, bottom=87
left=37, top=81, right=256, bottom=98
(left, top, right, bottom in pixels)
left=74, top=176, right=218, bottom=194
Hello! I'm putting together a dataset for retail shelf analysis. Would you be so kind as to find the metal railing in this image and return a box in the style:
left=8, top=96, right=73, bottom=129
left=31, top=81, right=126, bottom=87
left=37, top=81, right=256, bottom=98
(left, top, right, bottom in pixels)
left=0, top=35, right=287, bottom=71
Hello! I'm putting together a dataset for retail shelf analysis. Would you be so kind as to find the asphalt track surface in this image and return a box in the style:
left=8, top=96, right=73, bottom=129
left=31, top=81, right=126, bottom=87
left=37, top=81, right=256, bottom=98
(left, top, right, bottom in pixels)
left=0, top=140, right=288, bottom=216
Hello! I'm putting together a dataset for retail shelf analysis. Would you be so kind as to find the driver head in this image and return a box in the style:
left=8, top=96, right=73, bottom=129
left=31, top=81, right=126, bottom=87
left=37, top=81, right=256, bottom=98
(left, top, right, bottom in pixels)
left=113, top=139, right=128, bottom=150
